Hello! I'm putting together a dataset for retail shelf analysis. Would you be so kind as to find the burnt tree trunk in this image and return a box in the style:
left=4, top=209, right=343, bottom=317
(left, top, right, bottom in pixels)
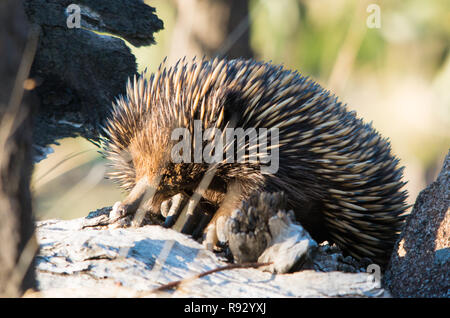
left=25, top=0, right=164, bottom=155
left=0, top=0, right=37, bottom=296
left=0, top=0, right=163, bottom=296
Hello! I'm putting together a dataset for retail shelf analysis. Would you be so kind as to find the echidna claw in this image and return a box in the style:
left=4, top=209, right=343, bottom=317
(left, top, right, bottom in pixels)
left=203, top=222, right=218, bottom=251
left=109, top=201, right=127, bottom=221
left=82, top=201, right=135, bottom=229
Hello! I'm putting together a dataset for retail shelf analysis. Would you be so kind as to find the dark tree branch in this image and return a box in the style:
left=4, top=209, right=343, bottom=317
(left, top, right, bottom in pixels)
left=24, top=0, right=164, bottom=160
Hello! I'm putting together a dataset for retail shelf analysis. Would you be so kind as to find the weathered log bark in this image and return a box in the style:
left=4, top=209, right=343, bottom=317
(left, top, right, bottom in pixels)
left=32, top=214, right=390, bottom=297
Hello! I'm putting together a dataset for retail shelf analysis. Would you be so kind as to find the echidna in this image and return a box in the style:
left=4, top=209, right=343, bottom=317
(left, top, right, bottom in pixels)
left=101, top=57, right=408, bottom=266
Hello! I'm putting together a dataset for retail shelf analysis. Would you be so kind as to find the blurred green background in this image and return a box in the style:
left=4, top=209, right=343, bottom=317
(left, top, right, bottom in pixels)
left=33, top=0, right=450, bottom=220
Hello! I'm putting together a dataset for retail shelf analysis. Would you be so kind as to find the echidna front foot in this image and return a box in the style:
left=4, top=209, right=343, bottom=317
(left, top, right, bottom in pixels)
left=161, top=193, right=186, bottom=228
left=81, top=201, right=137, bottom=229
left=82, top=201, right=152, bottom=229
left=83, top=177, right=167, bottom=229
left=107, top=201, right=144, bottom=228
left=211, top=192, right=319, bottom=273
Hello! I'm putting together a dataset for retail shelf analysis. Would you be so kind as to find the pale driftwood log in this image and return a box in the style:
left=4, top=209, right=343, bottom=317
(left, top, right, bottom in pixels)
left=33, top=214, right=389, bottom=298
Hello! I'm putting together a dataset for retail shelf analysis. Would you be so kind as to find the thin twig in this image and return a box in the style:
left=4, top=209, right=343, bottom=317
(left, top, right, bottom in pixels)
left=149, top=261, right=273, bottom=294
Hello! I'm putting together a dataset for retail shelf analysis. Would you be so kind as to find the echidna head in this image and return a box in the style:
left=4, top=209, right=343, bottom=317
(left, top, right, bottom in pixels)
left=104, top=114, right=212, bottom=216
left=101, top=71, right=247, bottom=219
